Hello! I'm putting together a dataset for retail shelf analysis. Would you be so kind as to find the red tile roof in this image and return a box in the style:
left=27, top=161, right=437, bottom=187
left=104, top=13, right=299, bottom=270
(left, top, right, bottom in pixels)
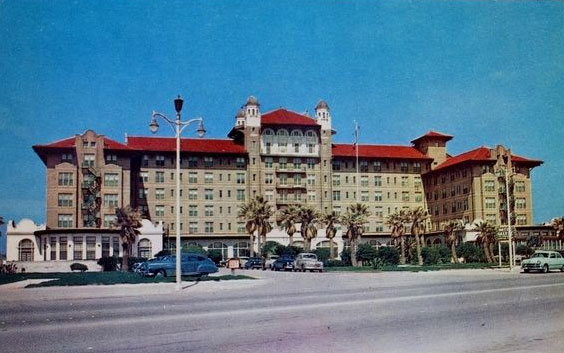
left=261, top=108, right=319, bottom=127
left=126, top=137, right=247, bottom=155
left=411, top=130, right=453, bottom=144
left=332, top=144, right=432, bottom=160
left=33, top=136, right=132, bottom=150
left=431, top=146, right=542, bottom=172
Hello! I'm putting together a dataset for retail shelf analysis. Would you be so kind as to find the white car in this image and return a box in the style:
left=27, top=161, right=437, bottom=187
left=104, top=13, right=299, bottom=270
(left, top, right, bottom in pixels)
left=521, top=251, right=564, bottom=273
left=293, top=253, right=324, bottom=272
left=265, top=255, right=279, bottom=269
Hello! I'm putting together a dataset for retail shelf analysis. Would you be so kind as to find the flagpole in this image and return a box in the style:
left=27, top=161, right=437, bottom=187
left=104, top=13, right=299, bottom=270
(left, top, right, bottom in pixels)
left=354, top=121, right=360, bottom=203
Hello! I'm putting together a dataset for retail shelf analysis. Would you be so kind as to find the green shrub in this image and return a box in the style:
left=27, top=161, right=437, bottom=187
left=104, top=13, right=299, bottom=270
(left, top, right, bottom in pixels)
left=376, top=246, right=400, bottom=265
left=182, top=245, right=207, bottom=255
left=372, top=258, right=386, bottom=270
left=526, top=235, right=542, bottom=248
left=70, top=263, right=88, bottom=272
left=421, top=245, right=450, bottom=265
left=324, top=259, right=346, bottom=267
left=97, top=256, right=119, bottom=271
left=340, top=248, right=352, bottom=266
left=263, top=241, right=283, bottom=256
left=206, top=249, right=223, bottom=265
left=275, top=245, right=303, bottom=256
left=516, top=244, right=534, bottom=256
left=456, top=243, right=486, bottom=263
left=356, top=243, right=378, bottom=264
left=313, top=248, right=330, bottom=262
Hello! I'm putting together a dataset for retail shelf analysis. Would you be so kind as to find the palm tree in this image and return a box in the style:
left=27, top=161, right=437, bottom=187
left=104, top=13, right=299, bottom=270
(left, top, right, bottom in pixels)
left=297, top=205, right=321, bottom=251
left=473, top=221, right=496, bottom=263
left=322, top=212, right=339, bottom=259
left=340, top=203, right=371, bottom=267
left=443, top=219, right=464, bottom=264
left=238, top=196, right=274, bottom=257
left=407, top=207, right=428, bottom=266
left=113, top=206, right=142, bottom=272
left=386, top=210, right=407, bottom=265
left=277, top=205, right=300, bottom=246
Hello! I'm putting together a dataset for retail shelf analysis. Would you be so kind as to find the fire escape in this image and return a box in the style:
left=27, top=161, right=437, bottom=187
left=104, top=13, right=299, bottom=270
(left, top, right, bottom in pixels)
left=497, top=170, right=515, bottom=226
left=81, top=165, right=101, bottom=228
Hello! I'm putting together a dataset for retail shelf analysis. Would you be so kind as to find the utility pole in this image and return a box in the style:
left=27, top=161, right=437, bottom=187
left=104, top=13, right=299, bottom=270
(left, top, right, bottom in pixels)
left=354, top=121, right=360, bottom=202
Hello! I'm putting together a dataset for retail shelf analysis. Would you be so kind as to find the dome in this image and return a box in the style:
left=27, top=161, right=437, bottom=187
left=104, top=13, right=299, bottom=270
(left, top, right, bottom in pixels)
left=315, top=100, right=329, bottom=110
left=246, top=96, right=259, bottom=106
left=236, top=109, right=246, bottom=118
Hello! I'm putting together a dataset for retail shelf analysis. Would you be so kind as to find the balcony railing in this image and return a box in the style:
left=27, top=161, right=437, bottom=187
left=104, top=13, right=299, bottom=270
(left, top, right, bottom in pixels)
left=275, top=166, right=307, bottom=173
left=275, top=181, right=307, bottom=189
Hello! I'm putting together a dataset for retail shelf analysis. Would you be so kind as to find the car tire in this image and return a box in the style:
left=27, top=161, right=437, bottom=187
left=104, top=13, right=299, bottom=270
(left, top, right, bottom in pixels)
left=542, top=264, right=549, bottom=273
left=524, top=269, right=530, bottom=273
left=155, top=270, right=166, bottom=278
left=561, top=265, right=564, bottom=272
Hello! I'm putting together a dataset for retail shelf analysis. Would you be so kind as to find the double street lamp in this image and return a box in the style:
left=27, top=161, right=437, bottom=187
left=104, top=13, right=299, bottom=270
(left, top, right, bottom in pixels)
left=150, top=95, right=205, bottom=290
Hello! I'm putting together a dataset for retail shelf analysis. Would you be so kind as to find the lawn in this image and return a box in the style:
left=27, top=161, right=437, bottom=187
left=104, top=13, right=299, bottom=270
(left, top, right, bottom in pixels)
left=0, top=272, right=254, bottom=288
left=325, top=263, right=499, bottom=272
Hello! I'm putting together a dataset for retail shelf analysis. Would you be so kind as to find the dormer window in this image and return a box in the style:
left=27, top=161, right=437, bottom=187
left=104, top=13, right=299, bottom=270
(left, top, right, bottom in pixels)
left=61, top=153, right=73, bottom=163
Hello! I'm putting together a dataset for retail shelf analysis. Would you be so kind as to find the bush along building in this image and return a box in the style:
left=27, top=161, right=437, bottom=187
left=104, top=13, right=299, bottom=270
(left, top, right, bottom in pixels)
left=9, top=96, right=544, bottom=264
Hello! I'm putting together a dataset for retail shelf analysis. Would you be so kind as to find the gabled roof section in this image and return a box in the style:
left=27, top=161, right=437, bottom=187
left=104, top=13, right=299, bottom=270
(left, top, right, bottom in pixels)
left=261, top=108, right=319, bottom=127
left=411, top=130, right=453, bottom=144
left=127, top=137, right=247, bottom=155
left=32, top=136, right=132, bottom=151
left=332, top=144, right=432, bottom=160
left=431, top=146, right=543, bottom=172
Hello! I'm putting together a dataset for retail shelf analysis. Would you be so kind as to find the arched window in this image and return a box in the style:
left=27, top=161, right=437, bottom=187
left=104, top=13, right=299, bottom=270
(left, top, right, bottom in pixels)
left=137, top=238, right=152, bottom=258
left=263, top=129, right=275, bottom=136
left=18, top=239, right=34, bottom=261
left=207, top=241, right=228, bottom=260
left=233, top=241, right=250, bottom=258
left=305, top=130, right=317, bottom=139
left=292, top=240, right=305, bottom=249
left=316, top=240, right=338, bottom=249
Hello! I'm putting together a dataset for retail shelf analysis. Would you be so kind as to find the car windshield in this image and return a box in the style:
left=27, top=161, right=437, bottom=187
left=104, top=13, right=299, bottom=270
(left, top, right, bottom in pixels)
left=303, top=254, right=316, bottom=259
left=532, top=253, right=548, bottom=258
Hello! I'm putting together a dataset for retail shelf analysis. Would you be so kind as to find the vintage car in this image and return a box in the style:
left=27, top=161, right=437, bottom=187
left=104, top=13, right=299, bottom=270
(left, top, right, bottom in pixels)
left=265, top=255, right=280, bottom=269
left=272, top=255, right=296, bottom=271
left=139, top=253, right=218, bottom=277
left=293, top=253, right=324, bottom=272
left=521, top=250, right=564, bottom=273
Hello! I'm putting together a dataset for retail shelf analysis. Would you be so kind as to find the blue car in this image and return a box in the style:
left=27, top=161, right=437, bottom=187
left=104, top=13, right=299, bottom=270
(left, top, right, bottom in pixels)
left=140, top=253, right=218, bottom=277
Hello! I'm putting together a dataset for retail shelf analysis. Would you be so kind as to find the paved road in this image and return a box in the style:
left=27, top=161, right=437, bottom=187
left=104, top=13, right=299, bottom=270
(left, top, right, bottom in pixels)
left=1, top=269, right=564, bottom=353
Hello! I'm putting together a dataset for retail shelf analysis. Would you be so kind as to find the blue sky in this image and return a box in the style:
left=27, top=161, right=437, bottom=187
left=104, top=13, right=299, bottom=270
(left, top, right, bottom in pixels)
left=1, top=0, right=563, bottom=252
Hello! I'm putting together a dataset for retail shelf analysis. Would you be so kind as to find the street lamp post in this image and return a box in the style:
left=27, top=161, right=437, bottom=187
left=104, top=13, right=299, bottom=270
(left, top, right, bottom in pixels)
left=150, top=95, right=205, bottom=291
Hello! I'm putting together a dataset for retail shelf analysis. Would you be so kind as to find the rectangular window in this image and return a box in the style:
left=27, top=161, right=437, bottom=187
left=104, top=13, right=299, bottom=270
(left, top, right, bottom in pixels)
left=188, top=156, right=198, bottom=167
left=265, top=173, right=274, bottom=184
left=333, top=206, right=341, bottom=216
left=204, top=157, right=213, bottom=168
left=374, top=176, right=382, bottom=186
left=102, top=236, right=110, bottom=257
left=279, top=158, right=287, bottom=169
left=188, top=172, right=198, bottom=183
left=86, top=236, right=96, bottom=260
left=153, top=188, right=164, bottom=200
left=104, top=194, right=119, bottom=208
left=414, top=176, right=422, bottom=188
left=139, top=171, right=149, bottom=183
left=373, top=161, right=381, bottom=172
left=236, top=173, right=245, bottom=184
left=361, top=191, right=369, bottom=202
left=308, top=191, right=316, bottom=201
left=105, top=154, right=117, bottom=163
left=415, top=192, right=423, bottom=203
left=374, top=206, right=383, bottom=217
left=265, top=190, right=274, bottom=201
left=138, top=188, right=148, bottom=199
left=486, top=213, right=497, bottom=223
left=375, top=222, right=384, bottom=232
left=484, top=180, right=495, bottom=192
left=374, top=191, right=382, bottom=201
left=205, top=222, right=214, bottom=233
left=307, top=158, right=315, bottom=169
left=516, top=215, right=527, bottom=225
left=293, top=158, right=301, bottom=169
left=50, top=237, right=57, bottom=260
left=59, top=237, right=67, bottom=260
left=402, top=192, right=410, bottom=202
left=142, top=155, right=149, bottom=167
left=61, top=153, right=73, bottom=162
left=155, top=171, right=164, bottom=183
left=237, top=222, right=245, bottom=233
left=58, top=214, right=73, bottom=228
left=205, top=189, right=214, bottom=200
left=58, top=193, right=73, bottom=207
left=104, top=173, right=119, bottom=187
left=307, top=174, right=315, bottom=185
left=332, top=191, right=341, bottom=201
left=103, top=215, right=116, bottom=228
left=413, top=162, right=421, bottom=173
left=400, top=162, right=408, bottom=172
left=83, top=154, right=95, bottom=167
left=515, top=181, right=526, bottom=192
left=155, top=155, right=165, bottom=167
left=401, top=176, right=409, bottom=187
left=516, top=198, right=527, bottom=209
left=485, top=197, right=496, bottom=209
left=205, top=205, right=214, bottom=217
left=204, top=172, right=213, bottom=184
left=332, top=160, right=341, bottom=171
left=236, top=157, right=246, bottom=169
left=58, top=172, right=74, bottom=186
left=360, top=161, right=368, bottom=172
left=332, top=175, right=340, bottom=186
left=73, top=236, right=83, bottom=260
left=189, top=189, right=198, bottom=200
left=236, top=189, right=245, bottom=201
left=189, top=222, right=198, bottom=234
left=188, top=205, right=198, bottom=217
left=265, top=157, right=273, bottom=168
left=155, top=205, right=164, bottom=217
left=361, top=176, right=369, bottom=187
left=112, top=237, right=120, bottom=257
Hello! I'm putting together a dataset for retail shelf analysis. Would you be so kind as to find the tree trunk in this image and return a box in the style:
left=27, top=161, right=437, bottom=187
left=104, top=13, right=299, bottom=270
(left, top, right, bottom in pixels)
left=256, top=226, right=263, bottom=257
left=450, top=241, right=458, bottom=264
left=420, top=234, right=426, bottom=248
left=304, top=238, right=311, bottom=252
left=249, top=233, right=255, bottom=258
left=329, top=241, right=335, bottom=259
left=415, top=233, right=423, bottom=266
left=351, top=238, right=358, bottom=267
left=400, top=236, right=406, bottom=265
left=483, top=242, right=492, bottom=263
left=289, top=233, right=294, bottom=246
left=122, top=242, right=130, bottom=272
left=489, top=242, right=495, bottom=263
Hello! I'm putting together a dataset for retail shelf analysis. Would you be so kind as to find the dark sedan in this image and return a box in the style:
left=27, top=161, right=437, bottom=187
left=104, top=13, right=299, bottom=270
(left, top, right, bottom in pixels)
left=244, top=257, right=264, bottom=270
left=272, top=255, right=296, bottom=271
left=139, top=253, right=218, bottom=277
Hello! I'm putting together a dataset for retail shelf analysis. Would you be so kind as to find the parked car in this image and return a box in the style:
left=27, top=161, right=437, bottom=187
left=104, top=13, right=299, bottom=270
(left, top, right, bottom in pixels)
left=238, top=256, right=250, bottom=269
left=272, top=255, right=296, bottom=271
left=265, top=255, right=279, bottom=269
left=139, top=253, right=218, bottom=277
left=244, top=257, right=264, bottom=270
left=293, top=253, right=324, bottom=272
left=521, top=250, right=564, bottom=273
